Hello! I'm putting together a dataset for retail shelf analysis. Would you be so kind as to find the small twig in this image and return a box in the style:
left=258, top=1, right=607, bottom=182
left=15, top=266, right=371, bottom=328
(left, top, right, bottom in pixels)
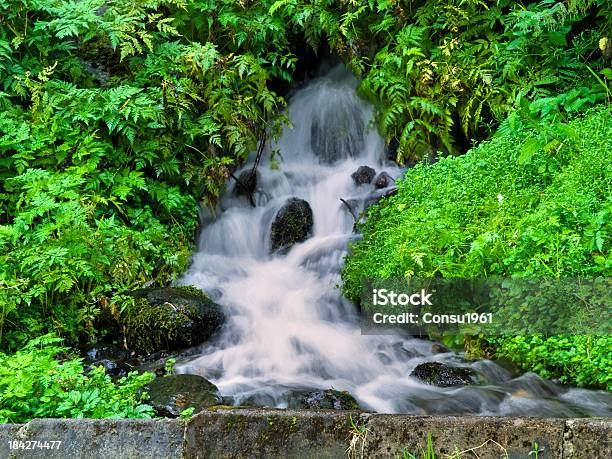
left=229, top=172, right=256, bottom=207
left=340, top=198, right=358, bottom=223
left=250, top=126, right=267, bottom=177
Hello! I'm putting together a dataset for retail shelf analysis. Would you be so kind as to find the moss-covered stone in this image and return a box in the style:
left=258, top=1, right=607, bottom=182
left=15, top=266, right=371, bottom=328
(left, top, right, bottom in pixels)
left=171, top=285, right=209, bottom=299
left=410, top=362, right=475, bottom=387
left=288, top=389, right=361, bottom=410
left=269, top=197, right=314, bottom=253
left=122, top=286, right=225, bottom=354
left=144, top=374, right=222, bottom=418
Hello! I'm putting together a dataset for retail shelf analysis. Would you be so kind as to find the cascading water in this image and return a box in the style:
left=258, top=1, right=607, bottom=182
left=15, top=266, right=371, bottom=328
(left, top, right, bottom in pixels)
left=178, top=66, right=611, bottom=416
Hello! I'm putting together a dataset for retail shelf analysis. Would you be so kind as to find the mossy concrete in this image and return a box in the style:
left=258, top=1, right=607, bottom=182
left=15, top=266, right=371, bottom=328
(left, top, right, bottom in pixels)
left=185, top=408, right=353, bottom=458
left=363, top=415, right=565, bottom=458
left=0, top=410, right=610, bottom=458
left=563, top=419, right=611, bottom=458
left=0, top=418, right=185, bottom=459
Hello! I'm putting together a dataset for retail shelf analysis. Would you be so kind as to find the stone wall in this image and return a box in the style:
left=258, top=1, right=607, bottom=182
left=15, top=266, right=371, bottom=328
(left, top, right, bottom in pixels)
left=1, top=409, right=610, bottom=458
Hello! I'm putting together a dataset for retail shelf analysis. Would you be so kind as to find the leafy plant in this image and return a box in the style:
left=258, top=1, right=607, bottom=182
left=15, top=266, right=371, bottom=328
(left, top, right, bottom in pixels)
left=0, top=334, right=154, bottom=423
left=0, top=0, right=291, bottom=348
left=342, top=106, right=612, bottom=388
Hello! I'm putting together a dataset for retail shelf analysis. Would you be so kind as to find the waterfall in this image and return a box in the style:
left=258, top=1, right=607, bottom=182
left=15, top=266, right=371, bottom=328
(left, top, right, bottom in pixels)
left=178, top=66, right=611, bottom=416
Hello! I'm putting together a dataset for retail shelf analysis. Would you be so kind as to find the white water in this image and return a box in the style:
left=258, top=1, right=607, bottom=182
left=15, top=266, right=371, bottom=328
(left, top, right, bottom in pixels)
left=179, top=66, right=611, bottom=416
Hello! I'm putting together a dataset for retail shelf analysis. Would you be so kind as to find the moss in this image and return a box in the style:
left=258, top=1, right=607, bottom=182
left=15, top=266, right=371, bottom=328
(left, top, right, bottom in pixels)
left=270, top=198, right=313, bottom=252
left=120, top=287, right=224, bottom=354
left=254, top=415, right=299, bottom=450
left=122, top=298, right=193, bottom=354
left=172, top=285, right=208, bottom=299
left=336, top=390, right=360, bottom=410
left=223, top=414, right=248, bottom=433
left=206, top=405, right=251, bottom=411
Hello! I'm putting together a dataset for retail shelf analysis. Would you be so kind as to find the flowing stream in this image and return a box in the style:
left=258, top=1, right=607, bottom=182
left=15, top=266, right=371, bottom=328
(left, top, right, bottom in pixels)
left=179, top=66, right=611, bottom=416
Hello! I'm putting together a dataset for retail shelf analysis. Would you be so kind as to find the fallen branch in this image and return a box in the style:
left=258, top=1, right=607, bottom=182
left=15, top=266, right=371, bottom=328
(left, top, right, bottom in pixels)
left=230, top=172, right=256, bottom=207
left=340, top=198, right=358, bottom=223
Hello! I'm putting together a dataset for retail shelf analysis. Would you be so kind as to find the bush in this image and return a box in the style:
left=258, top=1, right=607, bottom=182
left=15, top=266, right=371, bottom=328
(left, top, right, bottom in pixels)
left=0, top=0, right=291, bottom=349
left=342, top=106, right=612, bottom=388
left=492, top=335, right=612, bottom=390
left=0, top=335, right=154, bottom=423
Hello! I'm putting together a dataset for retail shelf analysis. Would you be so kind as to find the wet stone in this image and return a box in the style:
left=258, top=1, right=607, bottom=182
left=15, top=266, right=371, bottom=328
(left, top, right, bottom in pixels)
left=351, top=166, right=376, bottom=186
left=411, top=362, right=475, bottom=387
left=145, top=374, right=222, bottom=418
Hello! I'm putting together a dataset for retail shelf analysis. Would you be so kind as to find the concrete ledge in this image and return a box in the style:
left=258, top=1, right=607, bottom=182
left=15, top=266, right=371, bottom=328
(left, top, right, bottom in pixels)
left=563, top=419, right=611, bottom=458
left=0, top=418, right=186, bottom=459
left=185, top=408, right=355, bottom=458
left=363, top=415, right=565, bottom=458
left=1, top=410, right=610, bottom=458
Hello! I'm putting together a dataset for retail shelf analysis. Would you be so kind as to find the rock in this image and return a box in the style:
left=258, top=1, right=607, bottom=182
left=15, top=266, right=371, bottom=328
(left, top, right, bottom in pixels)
left=410, top=362, right=475, bottom=387
left=135, top=347, right=202, bottom=377
left=362, top=186, right=398, bottom=210
left=83, top=343, right=129, bottom=362
left=85, top=358, right=131, bottom=379
left=123, top=286, right=225, bottom=354
left=270, top=198, right=314, bottom=252
left=374, top=171, right=393, bottom=189
left=288, top=389, right=360, bottom=410
left=430, top=343, right=450, bottom=354
left=145, top=374, right=222, bottom=417
left=311, top=101, right=365, bottom=164
left=351, top=166, right=376, bottom=186
left=234, top=169, right=257, bottom=198
left=83, top=344, right=131, bottom=378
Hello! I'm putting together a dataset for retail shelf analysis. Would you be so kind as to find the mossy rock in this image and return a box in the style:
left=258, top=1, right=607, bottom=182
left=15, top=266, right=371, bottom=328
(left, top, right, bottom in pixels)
left=410, top=362, right=475, bottom=387
left=122, top=286, right=225, bottom=354
left=288, top=389, right=361, bottom=410
left=145, top=374, right=222, bottom=417
left=269, top=197, right=314, bottom=253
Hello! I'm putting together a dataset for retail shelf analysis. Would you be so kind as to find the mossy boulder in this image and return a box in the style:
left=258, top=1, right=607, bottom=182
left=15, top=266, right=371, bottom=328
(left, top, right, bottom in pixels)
left=410, top=362, right=475, bottom=387
left=270, top=198, right=314, bottom=253
left=288, top=389, right=360, bottom=410
left=122, top=286, right=225, bottom=354
left=145, top=374, right=222, bottom=417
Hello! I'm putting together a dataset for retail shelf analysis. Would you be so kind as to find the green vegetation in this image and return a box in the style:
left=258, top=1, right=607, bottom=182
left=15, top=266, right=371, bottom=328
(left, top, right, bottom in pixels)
left=0, top=0, right=610, bottom=419
left=0, top=0, right=288, bottom=350
left=395, top=434, right=514, bottom=459
left=394, top=434, right=544, bottom=458
left=493, top=335, right=612, bottom=389
left=343, top=107, right=611, bottom=289
left=342, top=106, right=612, bottom=388
left=0, top=335, right=154, bottom=423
